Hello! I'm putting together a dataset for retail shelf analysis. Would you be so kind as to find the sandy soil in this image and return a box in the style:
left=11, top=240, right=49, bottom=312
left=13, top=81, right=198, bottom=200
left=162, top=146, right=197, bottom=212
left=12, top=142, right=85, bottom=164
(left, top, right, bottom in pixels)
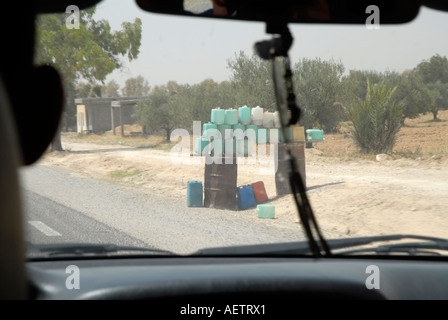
left=37, top=137, right=448, bottom=240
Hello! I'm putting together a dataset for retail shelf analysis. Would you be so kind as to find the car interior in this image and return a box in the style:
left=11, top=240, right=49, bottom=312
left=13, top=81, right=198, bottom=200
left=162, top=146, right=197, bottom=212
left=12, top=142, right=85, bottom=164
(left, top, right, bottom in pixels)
left=2, top=0, right=448, bottom=308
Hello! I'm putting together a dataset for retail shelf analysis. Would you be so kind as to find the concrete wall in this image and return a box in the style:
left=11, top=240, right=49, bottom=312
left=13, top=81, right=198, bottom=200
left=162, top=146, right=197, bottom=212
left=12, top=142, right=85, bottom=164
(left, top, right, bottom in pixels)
left=91, top=104, right=112, bottom=133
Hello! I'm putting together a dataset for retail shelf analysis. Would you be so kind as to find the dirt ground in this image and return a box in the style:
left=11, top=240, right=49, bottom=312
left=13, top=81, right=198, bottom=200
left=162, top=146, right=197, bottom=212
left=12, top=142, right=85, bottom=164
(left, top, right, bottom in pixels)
left=38, top=111, right=448, bottom=240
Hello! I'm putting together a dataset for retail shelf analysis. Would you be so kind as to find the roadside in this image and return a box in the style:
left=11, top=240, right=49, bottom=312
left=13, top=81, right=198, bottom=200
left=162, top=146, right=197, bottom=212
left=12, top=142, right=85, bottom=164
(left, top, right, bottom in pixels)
left=37, top=135, right=448, bottom=240
left=21, top=165, right=307, bottom=254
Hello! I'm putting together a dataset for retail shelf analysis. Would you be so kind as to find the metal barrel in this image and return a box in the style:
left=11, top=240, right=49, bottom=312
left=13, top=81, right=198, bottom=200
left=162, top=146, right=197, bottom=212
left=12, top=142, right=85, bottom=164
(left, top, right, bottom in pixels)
left=204, top=155, right=238, bottom=210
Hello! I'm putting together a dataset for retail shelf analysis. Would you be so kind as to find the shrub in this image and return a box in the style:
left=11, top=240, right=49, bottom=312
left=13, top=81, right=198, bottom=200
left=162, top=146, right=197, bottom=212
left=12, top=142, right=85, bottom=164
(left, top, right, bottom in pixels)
left=351, top=80, right=404, bottom=154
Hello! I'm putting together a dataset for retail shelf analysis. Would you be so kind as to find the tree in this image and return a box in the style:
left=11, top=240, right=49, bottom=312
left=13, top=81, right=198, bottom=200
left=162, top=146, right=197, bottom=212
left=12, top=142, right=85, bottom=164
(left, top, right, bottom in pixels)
left=414, top=54, right=448, bottom=120
left=227, top=51, right=276, bottom=109
left=341, top=70, right=431, bottom=125
left=384, top=71, right=430, bottom=124
left=190, top=79, right=230, bottom=124
left=122, top=75, right=150, bottom=97
left=174, top=81, right=211, bottom=129
left=35, top=7, right=142, bottom=150
left=227, top=53, right=346, bottom=132
left=167, top=79, right=237, bottom=133
left=75, top=82, right=102, bottom=98
left=340, top=70, right=385, bottom=121
left=395, top=71, right=430, bottom=125
left=351, top=80, right=404, bottom=154
left=134, top=86, right=182, bottom=141
left=427, top=82, right=448, bottom=120
left=102, top=80, right=121, bottom=98
left=414, top=54, right=448, bottom=84
left=294, top=58, right=345, bottom=132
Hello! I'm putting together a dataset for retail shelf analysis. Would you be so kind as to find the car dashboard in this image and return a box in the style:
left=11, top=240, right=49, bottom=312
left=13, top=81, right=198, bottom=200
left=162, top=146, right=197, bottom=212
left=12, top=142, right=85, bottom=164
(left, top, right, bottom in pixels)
left=27, top=256, right=448, bottom=304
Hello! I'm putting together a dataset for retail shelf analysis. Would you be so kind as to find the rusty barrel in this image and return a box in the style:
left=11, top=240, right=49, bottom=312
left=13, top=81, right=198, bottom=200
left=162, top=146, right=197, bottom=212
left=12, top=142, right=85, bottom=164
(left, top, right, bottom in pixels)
left=204, top=155, right=238, bottom=210
left=275, top=142, right=306, bottom=195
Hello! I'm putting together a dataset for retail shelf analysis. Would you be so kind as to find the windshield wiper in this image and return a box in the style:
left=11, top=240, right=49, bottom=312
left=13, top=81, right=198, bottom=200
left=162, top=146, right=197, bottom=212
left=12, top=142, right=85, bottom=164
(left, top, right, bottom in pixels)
left=193, top=234, right=448, bottom=256
left=254, top=24, right=331, bottom=257
left=27, top=243, right=175, bottom=257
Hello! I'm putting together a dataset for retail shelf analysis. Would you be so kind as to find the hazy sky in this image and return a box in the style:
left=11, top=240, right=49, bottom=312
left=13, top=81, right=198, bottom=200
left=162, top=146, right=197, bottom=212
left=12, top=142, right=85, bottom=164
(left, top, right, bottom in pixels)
left=93, top=0, right=448, bottom=88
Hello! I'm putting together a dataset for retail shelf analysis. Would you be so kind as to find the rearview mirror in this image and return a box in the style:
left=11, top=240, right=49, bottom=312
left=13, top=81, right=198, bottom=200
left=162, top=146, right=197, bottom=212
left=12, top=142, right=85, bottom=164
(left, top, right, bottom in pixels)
left=136, top=0, right=421, bottom=25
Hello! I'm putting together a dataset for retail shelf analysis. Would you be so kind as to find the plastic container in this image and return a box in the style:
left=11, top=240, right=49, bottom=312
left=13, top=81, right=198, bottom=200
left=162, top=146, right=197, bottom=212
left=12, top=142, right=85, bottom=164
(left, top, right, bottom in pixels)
left=279, top=127, right=293, bottom=142
left=237, top=185, right=256, bottom=210
left=223, top=139, right=236, bottom=156
left=235, top=138, right=252, bottom=157
left=211, top=108, right=225, bottom=125
left=218, top=124, right=232, bottom=140
left=187, top=181, right=203, bottom=207
left=256, top=204, right=275, bottom=219
left=235, top=139, right=244, bottom=157
left=224, top=108, right=238, bottom=125
left=210, top=137, right=223, bottom=156
left=203, top=122, right=217, bottom=137
left=238, top=105, right=251, bottom=125
left=245, top=125, right=258, bottom=144
left=268, top=128, right=280, bottom=143
left=251, top=106, right=263, bottom=126
left=246, top=137, right=256, bottom=155
left=273, top=111, right=281, bottom=128
left=194, top=137, right=209, bottom=155
left=292, top=126, right=306, bottom=142
left=232, top=123, right=246, bottom=140
left=306, top=129, right=324, bottom=142
left=262, top=111, right=274, bottom=128
left=257, top=128, right=269, bottom=144
left=251, top=181, right=268, bottom=203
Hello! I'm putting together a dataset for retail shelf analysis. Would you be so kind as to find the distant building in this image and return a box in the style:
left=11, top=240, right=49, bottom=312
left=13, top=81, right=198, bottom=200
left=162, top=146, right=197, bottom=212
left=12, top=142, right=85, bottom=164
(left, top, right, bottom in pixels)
left=75, top=97, right=141, bottom=135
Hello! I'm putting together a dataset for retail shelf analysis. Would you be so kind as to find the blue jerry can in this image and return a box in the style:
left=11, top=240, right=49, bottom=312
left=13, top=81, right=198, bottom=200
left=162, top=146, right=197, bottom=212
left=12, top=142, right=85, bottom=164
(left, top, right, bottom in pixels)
left=187, top=181, right=203, bottom=207
left=237, top=185, right=256, bottom=210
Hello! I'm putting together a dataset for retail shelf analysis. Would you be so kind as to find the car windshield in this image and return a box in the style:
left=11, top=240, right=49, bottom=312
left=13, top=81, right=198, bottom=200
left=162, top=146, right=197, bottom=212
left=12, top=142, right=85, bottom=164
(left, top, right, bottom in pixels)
left=22, top=0, right=448, bottom=258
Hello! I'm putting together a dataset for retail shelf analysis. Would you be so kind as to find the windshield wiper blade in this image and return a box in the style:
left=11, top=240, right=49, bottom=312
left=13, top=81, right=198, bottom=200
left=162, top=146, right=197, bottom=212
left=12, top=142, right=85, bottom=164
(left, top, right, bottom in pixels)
left=27, top=243, right=175, bottom=257
left=193, top=234, right=448, bottom=256
left=338, top=240, right=448, bottom=256
left=328, top=234, right=448, bottom=250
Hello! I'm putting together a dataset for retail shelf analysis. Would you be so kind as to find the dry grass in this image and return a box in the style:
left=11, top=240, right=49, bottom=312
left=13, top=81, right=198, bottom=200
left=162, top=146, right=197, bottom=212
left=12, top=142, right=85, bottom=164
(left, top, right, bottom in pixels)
left=65, top=130, right=174, bottom=152
left=65, top=110, right=448, bottom=160
left=108, top=167, right=144, bottom=179
left=311, top=110, right=448, bottom=160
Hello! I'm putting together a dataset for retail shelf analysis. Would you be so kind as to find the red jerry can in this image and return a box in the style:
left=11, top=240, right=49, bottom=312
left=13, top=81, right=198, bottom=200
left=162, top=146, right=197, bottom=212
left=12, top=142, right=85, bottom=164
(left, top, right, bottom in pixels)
left=251, top=181, right=268, bottom=204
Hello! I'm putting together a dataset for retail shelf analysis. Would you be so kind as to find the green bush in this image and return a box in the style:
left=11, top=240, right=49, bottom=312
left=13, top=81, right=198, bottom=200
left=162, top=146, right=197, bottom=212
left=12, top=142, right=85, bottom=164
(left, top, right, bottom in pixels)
left=351, top=80, right=404, bottom=154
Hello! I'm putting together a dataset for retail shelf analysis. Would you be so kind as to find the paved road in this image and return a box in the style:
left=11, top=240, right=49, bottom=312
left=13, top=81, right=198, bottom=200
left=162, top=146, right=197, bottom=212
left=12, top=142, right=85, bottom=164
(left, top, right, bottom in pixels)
left=20, top=165, right=305, bottom=255
left=24, top=190, right=150, bottom=247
